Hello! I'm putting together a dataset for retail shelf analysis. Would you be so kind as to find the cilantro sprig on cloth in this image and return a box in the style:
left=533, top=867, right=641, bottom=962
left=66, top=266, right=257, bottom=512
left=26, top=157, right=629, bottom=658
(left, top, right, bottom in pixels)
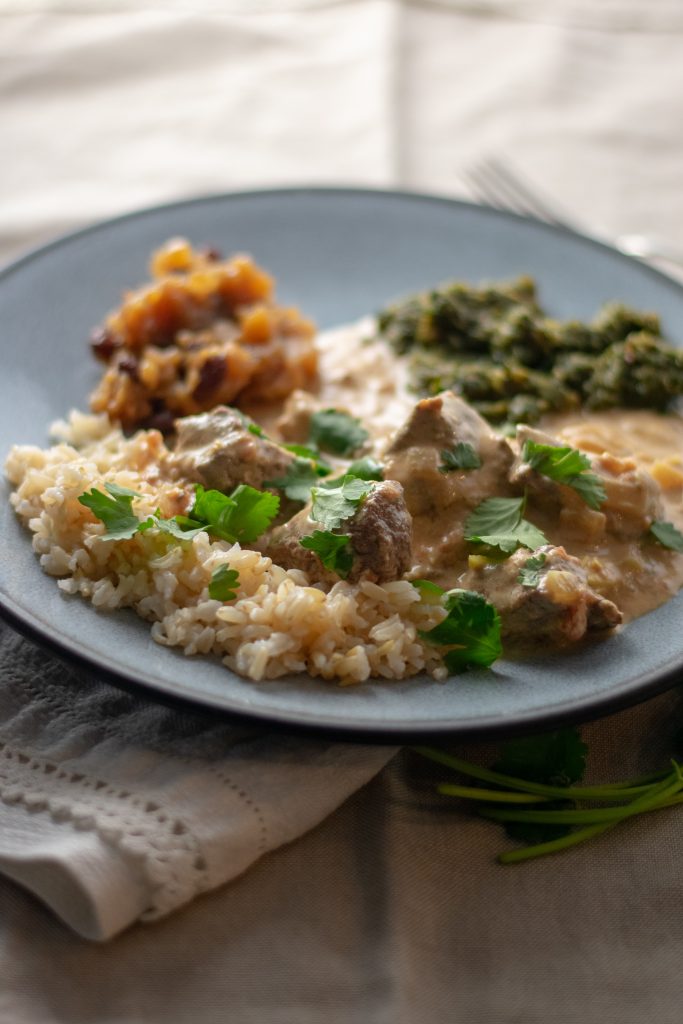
left=414, top=731, right=683, bottom=864
left=522, top=439, right=607, bottom=510
left=464, top=496, right=548, bottom=554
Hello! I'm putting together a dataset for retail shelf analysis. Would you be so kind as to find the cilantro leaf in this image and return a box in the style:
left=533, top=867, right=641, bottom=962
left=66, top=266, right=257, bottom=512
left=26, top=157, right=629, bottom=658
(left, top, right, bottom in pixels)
left=464, top=497, right=548, bottom=554
left=522, top=440, right=606, bottom=510
left=438, top=443, right=482, bottom=474
left=512, top=520, right=548, bottom=550
left=517, top=552, right=547, bottom=588
left=493, top=727, right=588, bottom=843
left=208, top=565, right=240, bottom=601
left=411, top=579, right=445, bottom=603
left=78, top=483, right=144, bottom=541
left=232, top=408, right=267, bottom=438
left=190, top=486, right=237, bottom=541
left=283, top=444, right=332, bottom=476
left=310, top=476, right=374, bottom=531
left=466, top=496, right=526, bottom=535
left=346, top=457, right=384, bottom=481
left=650, top=520, right=683, bottom=553
left=500, top=803, right=574, bottom=845
left=191, top=484, right=279, bottom=544
left=153, top=516, right=206, bottom=541
left=567, top=473, right=607, bottom=510
left=266, top=457, right=322, bottom=503
left=494, top=728, right=588, bottom=787
left=419, top=588, right=502, bottom=672
left=217, top=484, right=279, bottom=544
left=79, top=481, right=279, bottom=548
left=300, top=531, right=354, bottom=578
left=318, top=457, right=385, bottom=491
left=309, top=409, right=369, bottom=456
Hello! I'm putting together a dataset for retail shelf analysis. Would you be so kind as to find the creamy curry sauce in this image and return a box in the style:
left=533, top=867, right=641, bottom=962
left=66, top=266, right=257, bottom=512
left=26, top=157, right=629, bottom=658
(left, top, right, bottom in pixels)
left=544, top=409, right=683, bottom=621
left=247, top=320, right=683, bottom=628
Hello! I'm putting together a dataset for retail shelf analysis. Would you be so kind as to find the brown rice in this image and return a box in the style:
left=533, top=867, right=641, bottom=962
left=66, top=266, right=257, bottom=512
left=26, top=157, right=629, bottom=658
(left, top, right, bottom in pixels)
left=5, top=412, right=447, bottom=684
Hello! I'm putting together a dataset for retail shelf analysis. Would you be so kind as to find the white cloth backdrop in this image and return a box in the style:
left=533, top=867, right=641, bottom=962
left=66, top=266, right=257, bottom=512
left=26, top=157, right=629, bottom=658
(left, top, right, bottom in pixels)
left=2, top=1, right=683, bottom=1020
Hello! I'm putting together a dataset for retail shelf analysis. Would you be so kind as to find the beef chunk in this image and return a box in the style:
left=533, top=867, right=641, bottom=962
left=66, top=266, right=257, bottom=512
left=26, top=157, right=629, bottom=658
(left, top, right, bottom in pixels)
left=265, top=480, right=413, bottom=585
left=380, top=392, right=515, bottom=576
left=461, top=544, right=622, bottom=645
left=276, top=389, right=324, bottom=444
left=169, top=406, right=295, bottom=492
left=513, top=425, right=664, bottom=540
left=383, top=392, right=515, bottom=517
left=347, top=480, right=413, bottom=582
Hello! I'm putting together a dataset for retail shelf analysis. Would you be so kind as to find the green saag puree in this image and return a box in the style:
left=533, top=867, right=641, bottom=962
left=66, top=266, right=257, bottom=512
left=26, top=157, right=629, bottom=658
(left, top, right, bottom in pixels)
left=377, top=275, right=683, bottom=426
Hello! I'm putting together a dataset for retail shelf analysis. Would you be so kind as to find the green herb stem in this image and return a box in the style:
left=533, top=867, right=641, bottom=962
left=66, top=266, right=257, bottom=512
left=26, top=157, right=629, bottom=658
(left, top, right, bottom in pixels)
left=498, top=822, right=617, bottom=865
left=437, top=784, right=547, bottom=804
left=496, top=771, right=683, bottom=864
left=480, top=769, right=683, bottom=827
left=414, top=747, right=669, bottom=802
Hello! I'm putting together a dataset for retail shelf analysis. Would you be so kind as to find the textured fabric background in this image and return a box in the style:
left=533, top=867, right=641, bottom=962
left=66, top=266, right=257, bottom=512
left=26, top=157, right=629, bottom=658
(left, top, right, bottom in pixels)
left=2, top=0, right=683, bottom=1019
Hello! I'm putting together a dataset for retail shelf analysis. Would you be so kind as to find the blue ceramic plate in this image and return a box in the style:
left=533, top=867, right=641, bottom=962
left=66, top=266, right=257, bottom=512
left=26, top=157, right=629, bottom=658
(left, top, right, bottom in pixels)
left=1, top=188, right=682, bottom=740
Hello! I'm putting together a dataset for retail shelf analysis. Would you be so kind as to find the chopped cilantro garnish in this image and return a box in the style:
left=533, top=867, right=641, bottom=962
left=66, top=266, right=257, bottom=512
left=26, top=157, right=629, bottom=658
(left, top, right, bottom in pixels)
left=419, top=588, right=502, bottom=673
left=79, top=481, right=279, bottom=547
left=464, top=497, right=548, bottom=554
left=308, top=409, right=369, bottom=456
left=300, top=531, right=354, bottom=578
left=517, top=552, right=547, bottom=588
left=522, top=439, right=606, bottom=510
left=78, top=483, right=145, bottom=541
left=266, top=457, right=323, bottom=503
left=346, top=457, right=384, bottom=481
left=208, top=565, right=240, bottom=601
left=232, top=408, right=266, bottom=438
left=438, top=442, right=482, bottom=474
left=191, top=483, right=279, bottom=544
left=650, top=519, right=683, bottom=553
left=148, top=515, right=206, bottom=541
left=318, top=457, right=385, bottom=491
left=283, top=444, right=332, bottom=475
left=411, top=579, right=445, bottom=603
left=415, top=733, right=683, bottom=865
left=310, top=476, right=374, bottom=531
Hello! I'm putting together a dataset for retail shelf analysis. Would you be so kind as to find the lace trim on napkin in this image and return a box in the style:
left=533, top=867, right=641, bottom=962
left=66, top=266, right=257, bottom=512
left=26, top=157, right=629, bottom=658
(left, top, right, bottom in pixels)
left=0, top=741, right=210, bottom=920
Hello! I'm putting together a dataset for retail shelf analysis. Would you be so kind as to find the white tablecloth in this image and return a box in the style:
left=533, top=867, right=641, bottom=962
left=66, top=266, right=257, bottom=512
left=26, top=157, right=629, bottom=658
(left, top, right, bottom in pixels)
left=2, top=1, right=683, bottom=1020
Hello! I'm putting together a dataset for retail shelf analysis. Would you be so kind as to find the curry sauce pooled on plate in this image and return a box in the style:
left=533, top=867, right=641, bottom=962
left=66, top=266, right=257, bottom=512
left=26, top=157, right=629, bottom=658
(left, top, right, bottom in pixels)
left=6, top=239, right=683, bottom=684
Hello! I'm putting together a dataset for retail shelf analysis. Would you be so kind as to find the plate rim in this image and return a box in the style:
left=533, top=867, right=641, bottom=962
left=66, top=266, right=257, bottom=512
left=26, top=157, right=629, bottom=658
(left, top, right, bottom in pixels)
left=2, top=184, right=683, bottom=740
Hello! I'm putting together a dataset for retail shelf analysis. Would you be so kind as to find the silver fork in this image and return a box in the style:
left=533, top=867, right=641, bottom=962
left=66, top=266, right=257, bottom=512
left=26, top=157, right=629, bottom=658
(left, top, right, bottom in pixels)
left=464, top=157, right=683, bottom=268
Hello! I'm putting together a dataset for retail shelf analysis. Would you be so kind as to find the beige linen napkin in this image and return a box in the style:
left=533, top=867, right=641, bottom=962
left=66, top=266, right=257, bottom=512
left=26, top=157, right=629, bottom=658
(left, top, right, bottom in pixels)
left=0, top=620, right=395, bottom=940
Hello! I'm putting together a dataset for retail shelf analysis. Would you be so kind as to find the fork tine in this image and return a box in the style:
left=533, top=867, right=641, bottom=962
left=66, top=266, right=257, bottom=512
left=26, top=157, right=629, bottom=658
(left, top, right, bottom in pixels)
left=484, top=158, right=569, bottom=227
left=466, top=157, right=570, bottom=228
left=463, top=159, right=538, bottom=220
